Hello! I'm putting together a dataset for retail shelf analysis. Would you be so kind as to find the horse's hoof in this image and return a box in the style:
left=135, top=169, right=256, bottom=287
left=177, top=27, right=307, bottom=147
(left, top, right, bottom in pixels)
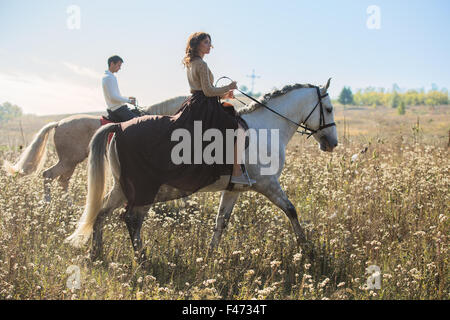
left=89, top=249, right=103, bottom=262
left=44, top=194, right=51, bottom=203
left=137, top=255, right=151, bottom=270
left=206, top=247, right=216, bottom=260
left=141, top=259, right=151, bottom=270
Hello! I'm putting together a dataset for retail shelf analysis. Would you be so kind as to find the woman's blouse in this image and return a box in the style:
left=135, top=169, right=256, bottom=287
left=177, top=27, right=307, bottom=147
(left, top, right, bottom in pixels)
left=186, top=57, right=232, bottom=97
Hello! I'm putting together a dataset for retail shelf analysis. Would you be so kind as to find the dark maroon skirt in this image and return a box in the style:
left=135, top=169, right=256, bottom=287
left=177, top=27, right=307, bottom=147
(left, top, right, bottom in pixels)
left=114, top=91, right=239, bottom=208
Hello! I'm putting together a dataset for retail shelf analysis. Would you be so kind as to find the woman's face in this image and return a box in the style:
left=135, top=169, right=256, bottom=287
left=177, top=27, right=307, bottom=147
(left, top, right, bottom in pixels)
left=197, top=36, right=212, bottom=56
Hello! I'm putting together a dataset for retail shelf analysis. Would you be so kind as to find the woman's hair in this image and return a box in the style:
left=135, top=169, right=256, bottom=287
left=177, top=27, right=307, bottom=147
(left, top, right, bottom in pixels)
left=182, top=32, right=211, bottom=67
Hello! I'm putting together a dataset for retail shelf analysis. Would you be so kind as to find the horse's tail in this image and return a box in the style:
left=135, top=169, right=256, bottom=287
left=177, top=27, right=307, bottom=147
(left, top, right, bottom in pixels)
left=3, top=121, right=59, bottom=176
left=65, top=123, right=119, bottom=248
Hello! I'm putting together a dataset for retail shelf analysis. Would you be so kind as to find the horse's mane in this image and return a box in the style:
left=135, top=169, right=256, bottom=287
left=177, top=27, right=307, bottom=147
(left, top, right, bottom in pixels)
left=143, top=96, right=188, bottom=115
left=237, top=83, right=318, bottom=115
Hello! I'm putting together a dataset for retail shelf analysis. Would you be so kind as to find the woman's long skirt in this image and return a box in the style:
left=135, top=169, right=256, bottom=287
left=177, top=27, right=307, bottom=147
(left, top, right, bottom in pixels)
left=113, top=91, right=239, bottom=208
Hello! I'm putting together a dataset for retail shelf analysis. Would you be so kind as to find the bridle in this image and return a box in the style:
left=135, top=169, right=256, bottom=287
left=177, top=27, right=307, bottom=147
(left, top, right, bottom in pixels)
left=216, top=77, right=336, bottom=138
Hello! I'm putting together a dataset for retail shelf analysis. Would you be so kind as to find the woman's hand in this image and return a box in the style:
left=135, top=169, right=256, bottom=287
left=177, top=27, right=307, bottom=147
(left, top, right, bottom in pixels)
left=228, top=81, right=237, bottom=90
left=222, top=90, right=235, bottom=100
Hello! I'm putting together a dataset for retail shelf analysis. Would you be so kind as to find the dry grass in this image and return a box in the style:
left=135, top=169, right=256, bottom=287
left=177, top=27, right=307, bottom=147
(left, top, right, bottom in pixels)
left=0, top=104, right=448, bottom=300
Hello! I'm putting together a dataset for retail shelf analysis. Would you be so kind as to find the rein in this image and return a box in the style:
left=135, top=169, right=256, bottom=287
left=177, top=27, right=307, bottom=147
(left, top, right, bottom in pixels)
left=216, top=76, right=336, bottom=138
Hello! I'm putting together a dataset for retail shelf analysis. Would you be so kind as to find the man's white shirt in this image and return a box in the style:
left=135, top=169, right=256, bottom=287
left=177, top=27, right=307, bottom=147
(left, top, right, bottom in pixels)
left=102, top=70, right=130, bottom=111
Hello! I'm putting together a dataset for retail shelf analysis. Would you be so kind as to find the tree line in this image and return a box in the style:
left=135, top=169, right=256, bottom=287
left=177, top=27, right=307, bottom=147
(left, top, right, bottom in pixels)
left=0, top=102, right=23, bottom=123
left=338, top=85, right=449, bottom=112
left=2, top=84, right=449, bottom=121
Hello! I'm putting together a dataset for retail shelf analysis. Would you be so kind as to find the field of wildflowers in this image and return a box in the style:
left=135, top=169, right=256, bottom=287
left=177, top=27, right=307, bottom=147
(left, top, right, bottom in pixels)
left=0, top=104, right=448, bottom=300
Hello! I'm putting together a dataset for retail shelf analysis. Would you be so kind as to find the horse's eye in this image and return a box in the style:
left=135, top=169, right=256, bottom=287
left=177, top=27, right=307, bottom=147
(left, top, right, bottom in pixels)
left=326, top=108, right=332, bottom=113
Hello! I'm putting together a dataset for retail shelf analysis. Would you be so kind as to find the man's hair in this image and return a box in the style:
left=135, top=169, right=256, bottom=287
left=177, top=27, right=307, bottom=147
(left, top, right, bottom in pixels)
left=108, top=55, right=123, bottom=67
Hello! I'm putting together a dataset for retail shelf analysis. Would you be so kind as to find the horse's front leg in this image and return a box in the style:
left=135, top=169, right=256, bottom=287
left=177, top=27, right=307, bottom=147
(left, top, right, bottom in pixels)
left=43, top=178, right=52, bottom=203
left=255, top=181, right=307, bottom=246
left=209, top=191, right=240, bottom=252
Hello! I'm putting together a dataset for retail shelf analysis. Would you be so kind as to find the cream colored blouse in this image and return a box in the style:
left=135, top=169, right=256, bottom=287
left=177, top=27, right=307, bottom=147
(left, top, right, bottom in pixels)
left=186, top=58, right=232, bottom=97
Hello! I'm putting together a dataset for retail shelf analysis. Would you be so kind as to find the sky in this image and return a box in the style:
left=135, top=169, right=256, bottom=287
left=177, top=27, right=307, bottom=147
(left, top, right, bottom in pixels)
left=0, top=0, right=449, bottom=115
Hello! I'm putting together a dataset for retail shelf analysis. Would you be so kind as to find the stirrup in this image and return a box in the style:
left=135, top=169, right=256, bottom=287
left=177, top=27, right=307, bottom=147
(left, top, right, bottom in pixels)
left=231, top=164, right=255, bottom=186
left=230, top=174, right=256, bottom=186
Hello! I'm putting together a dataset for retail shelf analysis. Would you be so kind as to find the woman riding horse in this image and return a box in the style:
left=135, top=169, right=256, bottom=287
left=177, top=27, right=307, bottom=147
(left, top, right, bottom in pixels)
left=113, top=32, right=255, bottom=210
left=182, top=32, right=255, bottom=186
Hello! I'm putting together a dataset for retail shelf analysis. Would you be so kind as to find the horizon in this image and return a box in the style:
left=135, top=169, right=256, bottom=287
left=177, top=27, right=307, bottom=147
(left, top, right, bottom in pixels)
left=1, top=0, right=449, bottom=115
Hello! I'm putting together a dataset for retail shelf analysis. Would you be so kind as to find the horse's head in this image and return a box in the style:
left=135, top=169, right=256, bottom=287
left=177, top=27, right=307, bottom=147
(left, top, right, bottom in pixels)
left=305, top=78, right=338, bottom=152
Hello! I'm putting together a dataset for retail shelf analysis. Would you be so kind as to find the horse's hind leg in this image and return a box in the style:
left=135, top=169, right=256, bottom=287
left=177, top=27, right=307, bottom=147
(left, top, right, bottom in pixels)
left=90, top=185, right=126, bottom=261
left=57, top=165, right=76, bottom=191
left=209, top=191, right=240, bottom=252
left=42, top=161, right=74, bottom=202
left=123, top=206, right=150, bottom=263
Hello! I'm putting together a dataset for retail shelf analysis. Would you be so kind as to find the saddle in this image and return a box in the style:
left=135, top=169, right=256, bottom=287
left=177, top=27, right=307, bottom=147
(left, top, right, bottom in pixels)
left=101, top=116, right=114, bottom=125
left=101, top=107, right=142, bottom=143
left=103, top=108, right=142, bottom=123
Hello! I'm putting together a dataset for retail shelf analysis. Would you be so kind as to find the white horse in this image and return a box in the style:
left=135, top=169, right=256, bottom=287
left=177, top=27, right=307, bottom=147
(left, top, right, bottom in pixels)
left=66, top=80, right=338, bottom=261
left=3, top=96, right=187, bottom=200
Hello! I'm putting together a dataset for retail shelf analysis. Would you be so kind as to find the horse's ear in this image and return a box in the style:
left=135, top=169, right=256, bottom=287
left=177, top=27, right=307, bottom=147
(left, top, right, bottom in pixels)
left=324, top=78, right=332, bottom=92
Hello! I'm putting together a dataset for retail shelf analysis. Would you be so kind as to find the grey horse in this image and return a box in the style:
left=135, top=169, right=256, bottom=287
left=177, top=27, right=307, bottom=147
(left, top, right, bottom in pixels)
left=66, top=80, right=338, bottom=261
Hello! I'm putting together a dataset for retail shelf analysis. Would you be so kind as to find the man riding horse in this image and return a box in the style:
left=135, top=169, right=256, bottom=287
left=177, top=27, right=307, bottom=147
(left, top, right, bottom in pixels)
left=102, top=55, right=140, bottom=122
